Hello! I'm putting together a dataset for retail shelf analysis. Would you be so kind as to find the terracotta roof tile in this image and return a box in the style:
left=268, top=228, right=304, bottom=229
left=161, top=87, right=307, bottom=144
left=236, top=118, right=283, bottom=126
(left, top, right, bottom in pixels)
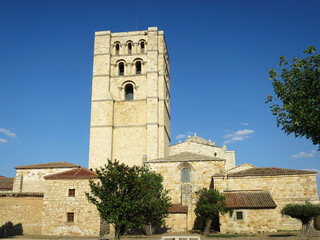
left=15, top=161, right=80, bottom=169
left=168, top=204, right=188, bottom=213
left=0, top=177, right=14, bottom=190
left=225, top=191, right=277, bottom=209
left=44, top=168, right=97, bottom=180
left=213, top=167, right=317, bottom=178
left=227, top=167, right=316, bottom=177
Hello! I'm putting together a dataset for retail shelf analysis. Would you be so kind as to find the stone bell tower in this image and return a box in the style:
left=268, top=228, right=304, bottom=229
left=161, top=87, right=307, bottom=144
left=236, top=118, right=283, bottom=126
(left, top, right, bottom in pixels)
left=88, top=27, right=170, bottom=170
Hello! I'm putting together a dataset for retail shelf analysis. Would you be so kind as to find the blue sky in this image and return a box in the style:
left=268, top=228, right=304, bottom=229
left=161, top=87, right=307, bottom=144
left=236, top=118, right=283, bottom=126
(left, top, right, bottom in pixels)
left=0, top=0, right=319, bottom=193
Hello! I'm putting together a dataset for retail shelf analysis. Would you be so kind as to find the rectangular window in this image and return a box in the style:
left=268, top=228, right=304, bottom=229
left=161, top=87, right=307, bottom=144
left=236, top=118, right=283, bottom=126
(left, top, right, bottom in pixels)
left=67, top=212, right=74, bottom=222
left=236, top=211, right=243, bottom=220
left=68, top=189, right=75, bottom=197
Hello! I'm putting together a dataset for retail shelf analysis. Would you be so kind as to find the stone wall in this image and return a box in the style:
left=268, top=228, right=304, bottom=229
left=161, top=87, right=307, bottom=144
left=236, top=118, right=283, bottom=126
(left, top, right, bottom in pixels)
left=166, top=213, right=187, bottom=232
left=220, top=209, right=278, bottom=234
left=42, top=179, right=100, bottom=236
left=15, top=168, right=76, bottom=192
left=169, top=141, right=235, bottom=170
left=0, top=193, right=43, bottom=235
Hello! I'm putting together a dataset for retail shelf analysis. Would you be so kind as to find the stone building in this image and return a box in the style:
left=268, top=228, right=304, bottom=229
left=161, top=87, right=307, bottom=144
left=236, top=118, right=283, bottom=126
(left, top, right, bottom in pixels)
left=0, top=27, right=318, bottom=237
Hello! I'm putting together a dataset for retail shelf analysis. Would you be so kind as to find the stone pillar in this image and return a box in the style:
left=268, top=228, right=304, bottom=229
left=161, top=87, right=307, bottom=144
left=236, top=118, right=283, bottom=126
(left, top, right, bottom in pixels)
left=89, top=31, right=114, bottom=170
left=12, top=175, right=23, bottom=192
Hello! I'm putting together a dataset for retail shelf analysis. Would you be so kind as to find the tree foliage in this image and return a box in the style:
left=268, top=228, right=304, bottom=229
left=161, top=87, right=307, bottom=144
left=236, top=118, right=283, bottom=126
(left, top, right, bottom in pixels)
left=194, top=188, right=229, bottom=235
left=281, top=202, right=320, bottom=237
left=139, top=168, right=171, bottom=235
left=86, top=160, right=171, bottom=239
left=266, top=46, right=320, bottom=149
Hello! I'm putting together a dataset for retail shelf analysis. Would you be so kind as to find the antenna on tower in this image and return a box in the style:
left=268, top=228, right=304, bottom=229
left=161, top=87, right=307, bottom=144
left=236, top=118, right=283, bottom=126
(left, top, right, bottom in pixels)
left=136, top=14, right=139, bottom=30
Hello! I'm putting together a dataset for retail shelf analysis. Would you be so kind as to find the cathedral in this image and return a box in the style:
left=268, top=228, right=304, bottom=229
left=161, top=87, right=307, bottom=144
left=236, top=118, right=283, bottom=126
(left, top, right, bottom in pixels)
left=0, top=27, right=318, bottom=237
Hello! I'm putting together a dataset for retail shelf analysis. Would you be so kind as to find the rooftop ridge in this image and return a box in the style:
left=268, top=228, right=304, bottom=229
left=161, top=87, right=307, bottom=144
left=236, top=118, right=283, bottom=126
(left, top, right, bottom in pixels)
left=15, top=161, right=81, bottom=169
left=147, top=152, right=224, bottom=163
left=213, top=167, right=317, bottom=178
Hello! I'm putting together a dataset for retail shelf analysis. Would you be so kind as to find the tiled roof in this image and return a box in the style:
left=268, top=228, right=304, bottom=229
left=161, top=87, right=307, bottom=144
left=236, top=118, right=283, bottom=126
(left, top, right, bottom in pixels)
left=168, top=204, right=188, bottom=213
left=0, top=176, right=14, bottom=190
left=15, top=161, right=80, bottom=169
left=44, top=167, right=97, bottom=180
left=0, top=192, right=43, bottom=198
left=225, top=191, right=277, bottom=209
left=147, top=152, right=224, bottom=163
left=227, top=167, right=316, bottom=177
left=213, top=167, right=317, bottom=178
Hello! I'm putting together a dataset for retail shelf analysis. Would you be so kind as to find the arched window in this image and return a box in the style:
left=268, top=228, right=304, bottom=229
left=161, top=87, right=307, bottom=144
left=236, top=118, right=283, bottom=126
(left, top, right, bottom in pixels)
left=125, top=84, right=133, bottom=100
left=115, top=43, right=120, bottom=55
left=136, top=61, right=141, bottom=74
left=181, top=167, right=190, bottom=183
left=119, top=62, right=124, bottom=76
left=116, top=44, right=120, bottom=53
left=140, top=41, right=145, bottom=53
left=128, top=42, right=132, bottom=54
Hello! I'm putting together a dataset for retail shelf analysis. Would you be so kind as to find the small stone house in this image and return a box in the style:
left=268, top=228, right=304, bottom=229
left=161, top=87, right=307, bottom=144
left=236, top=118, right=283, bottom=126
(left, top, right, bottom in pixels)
left=42, top=168, right=100, bottom=236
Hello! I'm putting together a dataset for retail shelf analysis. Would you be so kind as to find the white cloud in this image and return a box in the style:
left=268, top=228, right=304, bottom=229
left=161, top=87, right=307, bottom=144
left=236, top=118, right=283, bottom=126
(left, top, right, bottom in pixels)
left=291, top=150, right=316, bottom=159
left=240, top=123, right=249, bottom=126
left=234, top=129, right=254, bottom=136
left=176, top=134, right=186, bottom=140
left=224, top=134, right=233, bottom=139
left=0, top=128, right=16, bottom=138
left=224, top=129, right=254, bottom=144
left=0, top=138, right=8, bottom=143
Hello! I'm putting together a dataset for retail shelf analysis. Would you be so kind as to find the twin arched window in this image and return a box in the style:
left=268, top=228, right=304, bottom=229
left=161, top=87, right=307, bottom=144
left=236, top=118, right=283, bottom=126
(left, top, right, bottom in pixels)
left=181, top=167, right=190, bottom=183
left=117, top=60, right=142, bottom=76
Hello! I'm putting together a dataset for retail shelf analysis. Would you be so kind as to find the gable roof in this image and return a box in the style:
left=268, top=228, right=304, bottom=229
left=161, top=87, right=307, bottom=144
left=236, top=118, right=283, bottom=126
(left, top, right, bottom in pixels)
left=225, top=191, right=277, bottom=209
left=213, top=167, right=317, bottom=178
left=147, top=152, right=224, bottom=163
left=15, top=161, right=80, bottom=169
left=0, top=176, right=14, bottom=190
left=44, top=167, right=97, bottom=180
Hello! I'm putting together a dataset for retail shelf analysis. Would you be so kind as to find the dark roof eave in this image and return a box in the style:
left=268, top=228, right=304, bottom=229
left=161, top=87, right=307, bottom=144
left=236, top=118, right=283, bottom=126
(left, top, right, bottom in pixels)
left=229, top=206, right=277, bottom=209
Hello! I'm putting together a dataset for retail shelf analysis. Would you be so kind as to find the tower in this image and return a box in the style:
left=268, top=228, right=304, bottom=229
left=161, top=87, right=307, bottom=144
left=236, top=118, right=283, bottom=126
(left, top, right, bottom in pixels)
left=89, top=27, right=170, bottom=170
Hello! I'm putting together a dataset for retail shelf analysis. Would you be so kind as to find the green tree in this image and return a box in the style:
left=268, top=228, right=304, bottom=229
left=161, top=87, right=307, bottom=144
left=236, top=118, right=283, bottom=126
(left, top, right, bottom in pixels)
left=86, top=160, right=170, bottom=239
left=281, top=202, right=320, bottom=238
left=139, top=168, right=171, bottom=235
left=266, top=46, right=320, bottom=149
left=194, top=188, right=229, bottom=236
